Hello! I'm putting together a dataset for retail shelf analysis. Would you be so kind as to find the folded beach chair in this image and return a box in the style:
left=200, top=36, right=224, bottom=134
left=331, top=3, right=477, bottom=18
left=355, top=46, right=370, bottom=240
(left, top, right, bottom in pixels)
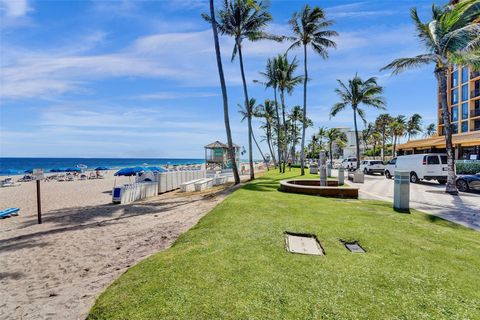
left=89, top=172, right=97, bottom=179
left=0, top=208, right=20, bottom=219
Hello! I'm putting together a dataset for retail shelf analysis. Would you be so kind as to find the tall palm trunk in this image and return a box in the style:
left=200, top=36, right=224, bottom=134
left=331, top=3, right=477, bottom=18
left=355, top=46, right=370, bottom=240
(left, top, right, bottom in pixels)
left=266, top=124, right=276, bottom=168
left=436, top=67, right=457, bottom=194
left=209, top=0, right=239, bottom=184
left=300, top=44, right=308, bottom=175
left=353, top=106, right=361, bottom=169
left=329, top=142, right=333, bottom=166
left=392, top=135, right=397, bottom=156
left=280, top=90, right=288, bottom=173
left=252, top=130, right=266, bottom=163
left=236, top=41, right=255, bottom=180
left=274, top=89, right=283, bottom=173
left=381, top=128, right=386, bottom=162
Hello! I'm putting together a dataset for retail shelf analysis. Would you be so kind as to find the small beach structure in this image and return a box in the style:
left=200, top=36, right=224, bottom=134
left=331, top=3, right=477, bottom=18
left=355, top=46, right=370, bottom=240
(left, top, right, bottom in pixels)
left=204, top=141, right=240, bottom=170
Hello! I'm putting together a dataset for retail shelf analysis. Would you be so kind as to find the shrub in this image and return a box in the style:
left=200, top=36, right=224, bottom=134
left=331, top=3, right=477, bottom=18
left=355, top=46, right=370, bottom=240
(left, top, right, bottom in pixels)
left=456, top=161, right=480, bottom=174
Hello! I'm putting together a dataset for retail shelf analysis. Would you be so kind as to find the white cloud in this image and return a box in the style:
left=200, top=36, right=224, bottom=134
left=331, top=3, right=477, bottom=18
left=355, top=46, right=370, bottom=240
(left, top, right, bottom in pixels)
left=138, top=92, right=219, bottom=100
left=0, top=0, right=29, bottom=17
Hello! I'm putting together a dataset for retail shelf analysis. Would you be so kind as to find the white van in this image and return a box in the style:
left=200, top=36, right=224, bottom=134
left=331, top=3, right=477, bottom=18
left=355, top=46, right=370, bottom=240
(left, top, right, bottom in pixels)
left=384, top=154, right=448, bottom=184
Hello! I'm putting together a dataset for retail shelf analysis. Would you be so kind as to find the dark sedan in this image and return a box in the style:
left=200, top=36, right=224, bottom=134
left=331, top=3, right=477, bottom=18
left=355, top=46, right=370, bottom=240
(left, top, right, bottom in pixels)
left=456, top=173, right=480, bottom=192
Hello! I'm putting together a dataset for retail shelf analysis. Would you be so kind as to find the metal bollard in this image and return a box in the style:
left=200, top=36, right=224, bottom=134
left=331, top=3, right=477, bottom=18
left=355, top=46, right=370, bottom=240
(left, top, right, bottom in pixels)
left=394, top=171, right=410, bottom=213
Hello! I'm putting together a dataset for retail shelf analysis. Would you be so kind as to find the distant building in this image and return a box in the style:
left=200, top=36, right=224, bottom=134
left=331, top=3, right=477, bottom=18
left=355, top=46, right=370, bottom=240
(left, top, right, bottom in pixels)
left=397, top=66, right=480, bottom=160
left=333, top=127, right=364, bottom=159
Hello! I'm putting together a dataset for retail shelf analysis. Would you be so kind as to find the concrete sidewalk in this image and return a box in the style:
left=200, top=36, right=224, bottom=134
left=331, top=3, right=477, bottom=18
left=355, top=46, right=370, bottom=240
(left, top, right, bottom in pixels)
left=338, top=170, right=480, bottom=231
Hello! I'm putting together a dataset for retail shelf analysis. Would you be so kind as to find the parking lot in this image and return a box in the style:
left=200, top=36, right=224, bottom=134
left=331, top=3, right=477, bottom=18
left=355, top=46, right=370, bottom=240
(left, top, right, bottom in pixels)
left=345, top=171, right=480, bottom=231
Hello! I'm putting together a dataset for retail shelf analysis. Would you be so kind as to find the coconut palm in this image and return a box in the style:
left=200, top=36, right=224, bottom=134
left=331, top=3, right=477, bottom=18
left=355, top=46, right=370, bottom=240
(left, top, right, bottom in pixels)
left=362, top=122, right=375, bottom=151
left=288, top=105, right=303, bottom=162
left=257, top=57, right=283, bottom=172
left=390, top=115, right=407, bottom=156
left=406, top=113, right=423, bottom=140
left=375, top=114, right=393, bottom=161
left=381, top=0, right=480, bottom=193
left=325, top=128, right=347, bottom=166
left=330, top=75, right=386, bottom=169
left=215, top=0, right=277, bottom=180
left=238, top=98, right=267, bottom=164
left=276, top=54, right=303, bottom=172
left=425, top=123, right=437, bottom=137
left=204, top=0, right=240, bottom=184
left=288, top=5, right=338, bottom=175
left=256, top=99, right=277, bottom=167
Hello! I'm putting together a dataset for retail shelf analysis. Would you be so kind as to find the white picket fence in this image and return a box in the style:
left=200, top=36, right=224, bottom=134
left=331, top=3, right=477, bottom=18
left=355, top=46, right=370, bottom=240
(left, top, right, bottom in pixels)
left=112, top=182, right=159, bottom=204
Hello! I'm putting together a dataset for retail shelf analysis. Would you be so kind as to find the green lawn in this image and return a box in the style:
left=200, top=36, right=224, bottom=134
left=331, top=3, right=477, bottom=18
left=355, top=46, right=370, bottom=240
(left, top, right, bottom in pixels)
left=89, top=169, right=480, bottom=320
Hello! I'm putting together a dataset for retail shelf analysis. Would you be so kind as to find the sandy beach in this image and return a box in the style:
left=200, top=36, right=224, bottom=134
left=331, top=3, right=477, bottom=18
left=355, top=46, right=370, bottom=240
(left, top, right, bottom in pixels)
left=0, top=171, right=242, bottom=319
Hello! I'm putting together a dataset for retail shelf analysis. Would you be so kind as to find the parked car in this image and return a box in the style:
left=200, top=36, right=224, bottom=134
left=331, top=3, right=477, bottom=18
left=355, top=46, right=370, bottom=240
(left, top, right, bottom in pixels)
left=360, top=160, right=385, bottom=175
left=341, top=157, right=357, bottom=171
left=384, top=154, right=448, bottom=184
left=456, top=173, right=480, bottom=192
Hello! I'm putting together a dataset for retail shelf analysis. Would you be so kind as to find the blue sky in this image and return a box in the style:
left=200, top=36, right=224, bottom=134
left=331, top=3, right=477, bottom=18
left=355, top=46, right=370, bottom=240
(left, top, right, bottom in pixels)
left=0, top=0, right=444, bottom=158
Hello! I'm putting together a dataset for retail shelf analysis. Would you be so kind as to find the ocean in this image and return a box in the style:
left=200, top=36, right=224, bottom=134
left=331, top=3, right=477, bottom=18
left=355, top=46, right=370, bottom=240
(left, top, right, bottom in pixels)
left=0, top=158, right=205, bottom=175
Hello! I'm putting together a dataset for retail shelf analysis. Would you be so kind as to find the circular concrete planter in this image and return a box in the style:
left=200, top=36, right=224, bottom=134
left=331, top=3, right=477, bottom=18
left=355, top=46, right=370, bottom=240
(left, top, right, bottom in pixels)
left=279, top=179, right=358, bottom=199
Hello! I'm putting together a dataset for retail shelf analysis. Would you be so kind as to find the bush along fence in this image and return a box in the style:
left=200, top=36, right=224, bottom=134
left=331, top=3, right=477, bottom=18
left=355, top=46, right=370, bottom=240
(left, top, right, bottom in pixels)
left=456, top=161, right=480, bottom=175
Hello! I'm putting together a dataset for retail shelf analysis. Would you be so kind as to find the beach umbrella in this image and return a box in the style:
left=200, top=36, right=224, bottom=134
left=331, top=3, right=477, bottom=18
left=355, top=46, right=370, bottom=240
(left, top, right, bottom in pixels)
left=114, top=166, right=149, bottom=176
left=49, top=168, right=65, bottom=173
left=95, top=166, right=109, bottom=171
left=24, top=169, right=33, bottom=174
left=66, top=167, right=81, bottom=172
left=146, top=166, right=165, bottom=172
left=0, top=169, right=18, bottom=175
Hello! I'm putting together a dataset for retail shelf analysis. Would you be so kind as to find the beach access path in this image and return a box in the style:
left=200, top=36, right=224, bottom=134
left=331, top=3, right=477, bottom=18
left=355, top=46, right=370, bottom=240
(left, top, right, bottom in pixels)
left=0, top=171, right=245, bottom=320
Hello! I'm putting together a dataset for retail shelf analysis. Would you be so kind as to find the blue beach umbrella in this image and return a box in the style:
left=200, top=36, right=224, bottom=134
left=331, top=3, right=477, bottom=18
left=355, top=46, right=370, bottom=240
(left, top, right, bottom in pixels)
left=114, top=167, right=144, bottom=176
left=0, top=169, right=18, bottom=175
left=66, top=167, right=81, bottom=172
left=146, top=166, right=165, bottom=172
left=24, top=169, right=33, bottom=174
left=95, top=166, right=109, bottom=171
left=49, top=168, right=64, bottom=173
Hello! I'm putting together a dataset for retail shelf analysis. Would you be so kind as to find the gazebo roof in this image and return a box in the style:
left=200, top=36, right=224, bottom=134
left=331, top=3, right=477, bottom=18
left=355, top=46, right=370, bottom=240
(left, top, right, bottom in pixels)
left=204, top=141, right=240, bottom=149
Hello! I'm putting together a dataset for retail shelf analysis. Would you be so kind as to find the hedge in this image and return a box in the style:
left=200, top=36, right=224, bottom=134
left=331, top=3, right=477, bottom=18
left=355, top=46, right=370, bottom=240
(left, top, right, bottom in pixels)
left=456, top=161, right=480, bottom=174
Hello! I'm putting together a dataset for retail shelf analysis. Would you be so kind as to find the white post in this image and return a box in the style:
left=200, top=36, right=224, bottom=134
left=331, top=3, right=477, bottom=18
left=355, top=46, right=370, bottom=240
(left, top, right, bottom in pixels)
left=319, top=151, right=327, bottom=186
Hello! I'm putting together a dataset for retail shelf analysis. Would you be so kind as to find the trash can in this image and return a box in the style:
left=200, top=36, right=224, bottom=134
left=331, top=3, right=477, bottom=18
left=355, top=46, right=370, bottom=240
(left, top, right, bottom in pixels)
left=394, top=171, right=410, bottom=213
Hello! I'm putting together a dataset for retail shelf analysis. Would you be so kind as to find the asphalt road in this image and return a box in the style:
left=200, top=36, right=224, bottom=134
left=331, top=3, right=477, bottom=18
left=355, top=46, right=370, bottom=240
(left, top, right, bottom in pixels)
left=344, top=171, right=480, bottom=231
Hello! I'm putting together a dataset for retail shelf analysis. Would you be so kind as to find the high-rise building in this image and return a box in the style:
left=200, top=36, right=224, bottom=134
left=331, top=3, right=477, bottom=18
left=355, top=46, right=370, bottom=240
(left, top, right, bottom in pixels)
left=397, top=65, right=480, bottom=160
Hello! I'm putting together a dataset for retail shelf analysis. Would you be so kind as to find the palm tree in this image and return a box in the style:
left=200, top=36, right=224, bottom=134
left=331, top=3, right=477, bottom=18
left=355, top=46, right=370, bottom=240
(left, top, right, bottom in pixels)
left=425, top=123, right=437, bottom=137
left=288, top=5, right=337, bottom=175
left=238, top=98, right=267, bottom=163
left=390, top=115, right=407, bottom=156
left=325, top=128, right=347, bottom=166
left=375, top=114, right=393, bottom=162
left=276, top=54, right=303, bottom=172
left=330, top=75, right=386, bottom=169
left=406, top=113, right=423, bottom=140
left=362, top=122, right=375, bottom=152
left=204, top=0, right=240, bottom=184
left=381, top=0, right=480, bottom=194
left=258, top=57, right=283, bottom=172
left=216, top=0, right=277, bottom=180
left=256, top=99, right=277, bottom=167
left=288, top=105, right=303, bottom=163
left=369, top=131, right=382, bottom=156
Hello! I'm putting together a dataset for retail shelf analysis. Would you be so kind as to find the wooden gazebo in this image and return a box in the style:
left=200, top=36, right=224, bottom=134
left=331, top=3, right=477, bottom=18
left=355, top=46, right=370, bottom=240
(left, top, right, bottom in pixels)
left=204, top=141, right=240, bottom=170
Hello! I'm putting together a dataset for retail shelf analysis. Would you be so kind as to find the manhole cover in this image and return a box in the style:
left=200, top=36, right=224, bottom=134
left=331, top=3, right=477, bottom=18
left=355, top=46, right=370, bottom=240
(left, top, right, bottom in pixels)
left=344, top=242, right=366, bottom=253
left=285, top=232, right=324, bottom=256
